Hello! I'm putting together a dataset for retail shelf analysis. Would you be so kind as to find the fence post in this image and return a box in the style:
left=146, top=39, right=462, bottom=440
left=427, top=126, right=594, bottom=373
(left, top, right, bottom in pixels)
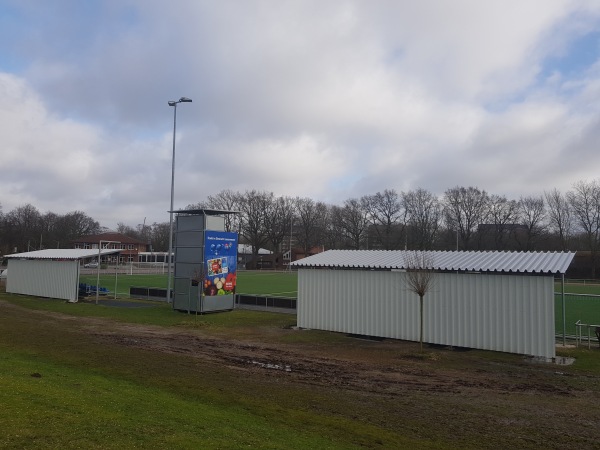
left=562, top=273, right=566, bottom=346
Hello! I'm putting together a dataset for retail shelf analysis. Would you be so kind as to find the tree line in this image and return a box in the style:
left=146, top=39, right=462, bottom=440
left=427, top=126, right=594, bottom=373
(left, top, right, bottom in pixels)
left=188, top=181, right=600, bottom=275
left=2, top=180, right=600, bottom=274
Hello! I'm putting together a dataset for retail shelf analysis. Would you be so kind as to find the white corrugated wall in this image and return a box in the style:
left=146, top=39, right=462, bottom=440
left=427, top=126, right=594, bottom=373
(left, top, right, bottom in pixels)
left=7, top=259, right=80, bottom=302
left=297, top=269, right=555, bottom=358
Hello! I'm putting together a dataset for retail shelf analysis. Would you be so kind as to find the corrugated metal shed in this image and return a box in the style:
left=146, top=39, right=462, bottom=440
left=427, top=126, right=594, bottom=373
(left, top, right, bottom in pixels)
left=293, top=250, right=576, bottom=359
left=297, top=270, right=556, bottom=358
left=6, top=249, right=119, bottom=260
left=6, top=249, right=120, bottom=302
left=291, top=250, right=575, bottom=274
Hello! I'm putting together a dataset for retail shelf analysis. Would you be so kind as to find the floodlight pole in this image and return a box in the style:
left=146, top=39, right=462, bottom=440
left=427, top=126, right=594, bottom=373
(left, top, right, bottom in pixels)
left=167, top=97, right=192, bottom=305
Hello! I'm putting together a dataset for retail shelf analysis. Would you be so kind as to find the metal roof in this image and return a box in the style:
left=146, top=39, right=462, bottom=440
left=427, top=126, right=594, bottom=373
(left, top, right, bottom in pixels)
left=291, top=250, right=575, bottom=274
left=173, top=208, right=240, bottom=215
left=6, top=249, right=120, bottom=260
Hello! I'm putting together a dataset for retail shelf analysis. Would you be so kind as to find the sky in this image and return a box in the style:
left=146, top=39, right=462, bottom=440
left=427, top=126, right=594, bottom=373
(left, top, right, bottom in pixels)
left=1, top=0, right=600, bottom=230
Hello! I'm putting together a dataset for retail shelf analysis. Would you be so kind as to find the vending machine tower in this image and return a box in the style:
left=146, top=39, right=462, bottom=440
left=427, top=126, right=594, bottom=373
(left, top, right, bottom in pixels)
left=172, top=209, right=238, bottom=313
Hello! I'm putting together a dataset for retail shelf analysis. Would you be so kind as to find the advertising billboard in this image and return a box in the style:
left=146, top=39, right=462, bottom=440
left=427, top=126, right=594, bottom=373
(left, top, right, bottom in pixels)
left=203, top=230, right=238, bottom=297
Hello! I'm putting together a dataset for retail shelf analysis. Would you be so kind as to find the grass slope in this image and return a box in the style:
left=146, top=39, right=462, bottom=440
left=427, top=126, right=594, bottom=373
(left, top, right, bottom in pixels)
left=1, top=292, right=600, bottom=448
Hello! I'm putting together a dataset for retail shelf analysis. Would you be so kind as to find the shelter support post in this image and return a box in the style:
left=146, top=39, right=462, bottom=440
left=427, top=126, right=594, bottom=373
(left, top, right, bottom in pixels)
left=562, top=273, right=566, bottom=346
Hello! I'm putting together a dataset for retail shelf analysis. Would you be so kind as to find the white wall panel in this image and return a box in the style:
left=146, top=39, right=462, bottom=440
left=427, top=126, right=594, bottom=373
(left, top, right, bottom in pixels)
left=7, top=259, right=79, bottom=302
left=298, top=269, right=555, bottom=358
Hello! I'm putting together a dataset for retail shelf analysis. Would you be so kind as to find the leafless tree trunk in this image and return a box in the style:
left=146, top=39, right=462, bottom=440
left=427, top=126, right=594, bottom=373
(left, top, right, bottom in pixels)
left=567, top=180, right=600, bottom=277
left=402, top=188, right=442, bottom=250
left=264, top=195, right=295, bottom=254
left=545, top=188, right=572, bottom=250
left=443, top=186, right=489, bottom=250
left=331, top=198, right=370, bottom=249
left=238, top=190, right=272, bottom=260
left=516, top=195, right=546, bottom=251
left=403, top=251, right=436, bottom=352
left=188, top=189, right=241, bottom=233
left=294, top=197, right=328, bottom=254
left=486, top=195, right=519, bottom=250
left=361, top=189, right=406, bottom=250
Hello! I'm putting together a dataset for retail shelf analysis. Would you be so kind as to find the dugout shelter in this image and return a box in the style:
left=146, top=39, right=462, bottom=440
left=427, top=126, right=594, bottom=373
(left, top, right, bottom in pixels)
left=291, top=250, right=575, bottom=359
left=5, top=249, right=120, bottom=302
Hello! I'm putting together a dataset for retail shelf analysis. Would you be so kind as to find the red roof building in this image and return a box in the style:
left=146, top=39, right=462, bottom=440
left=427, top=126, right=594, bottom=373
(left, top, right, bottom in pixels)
left=72, top=232, right=148, bottom=263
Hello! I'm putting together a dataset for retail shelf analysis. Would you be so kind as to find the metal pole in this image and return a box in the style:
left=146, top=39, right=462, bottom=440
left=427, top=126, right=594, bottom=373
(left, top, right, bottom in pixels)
left=166, top=97, right=191, bottom=306
left=167, top=103, right=177, bottom=305
left=96, top=244, right=101, bottom=304
left=288, top=218, right=292, bottom=271
left=562, top=273, right=566, bottom=346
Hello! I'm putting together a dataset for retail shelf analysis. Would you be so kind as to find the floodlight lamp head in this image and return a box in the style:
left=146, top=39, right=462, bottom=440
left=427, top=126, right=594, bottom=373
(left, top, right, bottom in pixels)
left=179, top=97, right=192, bottom=103
left=168, top=101, right=177, bottom=106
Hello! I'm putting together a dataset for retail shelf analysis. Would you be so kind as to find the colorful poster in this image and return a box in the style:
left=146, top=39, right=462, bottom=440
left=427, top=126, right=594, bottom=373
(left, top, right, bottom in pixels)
left=203, top=230, right=238, bottom=296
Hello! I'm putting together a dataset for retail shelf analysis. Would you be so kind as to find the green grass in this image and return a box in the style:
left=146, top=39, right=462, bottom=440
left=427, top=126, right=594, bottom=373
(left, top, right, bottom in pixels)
left=555, top=280, right=600, bottom=335
left=0, top=291, right=296, bottom=330
left=0, top=309, right=398, bottom=448
left=555, top=280, right=600, bottom=295
left=79, top=270, right=298, bottom=299
left=2, top=290, right=600, bottom=448
left=555, top=293, right=600, bottom=335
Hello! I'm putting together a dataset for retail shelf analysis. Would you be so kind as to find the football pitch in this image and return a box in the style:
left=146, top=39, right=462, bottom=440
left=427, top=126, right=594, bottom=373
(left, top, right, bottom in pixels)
left=80, top=270, right=298, bottom=299
left=79, top=271, right=600, bottom=335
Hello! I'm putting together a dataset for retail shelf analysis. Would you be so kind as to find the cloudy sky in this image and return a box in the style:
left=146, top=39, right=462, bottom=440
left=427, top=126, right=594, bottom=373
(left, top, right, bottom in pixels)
left=1, top=1, right=600, bottom=229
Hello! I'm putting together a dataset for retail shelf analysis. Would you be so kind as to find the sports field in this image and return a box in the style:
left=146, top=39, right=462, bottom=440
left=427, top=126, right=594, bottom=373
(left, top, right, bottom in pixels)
left=79, top=270, right=298, bottom=298
left=79, top=271, right=600, bottom=336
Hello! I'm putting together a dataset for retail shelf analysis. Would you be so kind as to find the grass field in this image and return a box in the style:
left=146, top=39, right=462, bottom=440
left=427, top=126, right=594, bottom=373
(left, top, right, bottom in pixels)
left=79, top=270, right=298, bottom=298
left=79, top=272, right=600, bottom=337
left=0, top=290, right=599, bottom=448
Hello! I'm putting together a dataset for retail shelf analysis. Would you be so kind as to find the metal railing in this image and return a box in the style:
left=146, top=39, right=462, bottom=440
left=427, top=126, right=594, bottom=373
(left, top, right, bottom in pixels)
left=574, top=320, right=600, bottom=349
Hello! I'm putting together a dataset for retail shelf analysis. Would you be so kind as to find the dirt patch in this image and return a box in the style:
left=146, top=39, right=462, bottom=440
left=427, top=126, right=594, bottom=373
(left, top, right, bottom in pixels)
left=13, top=303, right=578, bottom=399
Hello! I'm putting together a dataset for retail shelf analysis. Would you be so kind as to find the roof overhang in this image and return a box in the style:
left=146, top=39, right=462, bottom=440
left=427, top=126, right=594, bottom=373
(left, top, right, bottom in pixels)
left=291, top=250, right=576, bottom=275
left=6, top=249, right=121, bottom=261
left=172, top=208, right=240, bottom=216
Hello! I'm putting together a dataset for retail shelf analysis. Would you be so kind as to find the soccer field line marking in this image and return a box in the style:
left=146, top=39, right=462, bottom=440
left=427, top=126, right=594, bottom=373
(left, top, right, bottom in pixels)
left=253, top=291, right=297, bottom=296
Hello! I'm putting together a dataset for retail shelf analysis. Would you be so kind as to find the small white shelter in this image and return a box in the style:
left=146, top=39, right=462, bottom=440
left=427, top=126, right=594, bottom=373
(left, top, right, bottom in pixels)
left=5, top=249, right=120, bottom=303
left=291, top=250, right=575, bottom=359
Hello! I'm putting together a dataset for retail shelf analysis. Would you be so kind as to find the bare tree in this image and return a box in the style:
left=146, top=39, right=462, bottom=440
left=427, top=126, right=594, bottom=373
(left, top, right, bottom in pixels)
left=403, top=251, right=436, bottom=352
left=3, top=204, right=43, bottom=253
left=117, top=222, right=140, bottom=239
left=361, top=189, right=406, bottom=249
left=443, top=186, right=489, bottom=250
left=516, top=195, right=546, bottom=250
left=567, top=180, right=600, bottom=277
left=187, top=189, right=241, bottom=232
left=150, top=222, right=171, bottom=252
left=264, top=195, right=295, bottom=254
left=206, top=189, right=242, bottom=232
left=294, top=197, right=328, bottom=254
left=332, top=198, right=369, bottom=249
left=484, top=195, right=520, bottom=250
left=545, top=188, right=572, bottom=250
left=402, top=188, right=441, bottom=250
left=238, top=190, right=272, bottom=259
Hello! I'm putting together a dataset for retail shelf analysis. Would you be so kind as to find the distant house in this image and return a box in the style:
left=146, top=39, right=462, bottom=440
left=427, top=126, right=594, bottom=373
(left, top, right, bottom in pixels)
left=72, top=232, right=148, bottom=264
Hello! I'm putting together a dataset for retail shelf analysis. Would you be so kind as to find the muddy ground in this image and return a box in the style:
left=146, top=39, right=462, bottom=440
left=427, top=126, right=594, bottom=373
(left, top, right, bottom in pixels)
left=3, top=300, right=600, bottom=448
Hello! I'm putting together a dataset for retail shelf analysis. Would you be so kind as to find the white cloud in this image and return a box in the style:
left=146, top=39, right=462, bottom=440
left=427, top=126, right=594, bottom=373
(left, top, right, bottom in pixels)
left=1, top=1, right=600, bottom=228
